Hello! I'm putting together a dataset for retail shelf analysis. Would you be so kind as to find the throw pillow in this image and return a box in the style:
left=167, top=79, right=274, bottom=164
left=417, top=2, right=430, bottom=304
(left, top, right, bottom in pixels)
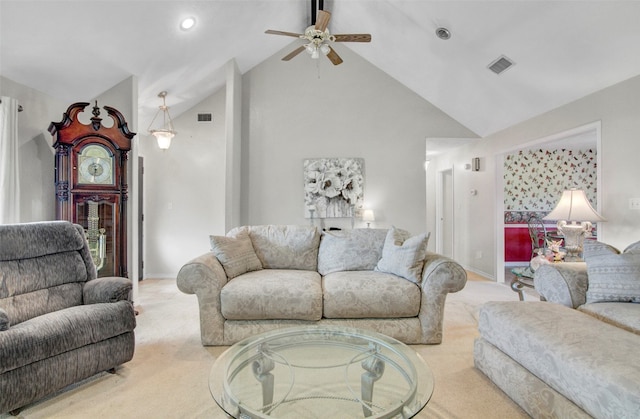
left=583, top=241, right=620, bottom=259
left=585, top=241, right=640, bottom=303
left=229, top=225, right=320, bottom=270
left=375, top=227, right=430, bottom=283
left=317, top=229, right=388, bottom=275
left=623, top=240, right=640, bottom=254
left=209, top=230, right=263, bottom=279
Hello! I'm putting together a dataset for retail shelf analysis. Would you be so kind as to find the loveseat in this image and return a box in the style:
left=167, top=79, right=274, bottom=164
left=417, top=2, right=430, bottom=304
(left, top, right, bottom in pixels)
left=0, top=221, right=136, bottom=414
left=177, top=225, right=467, bottom=346
left=474, top=240, right=640, bottom=418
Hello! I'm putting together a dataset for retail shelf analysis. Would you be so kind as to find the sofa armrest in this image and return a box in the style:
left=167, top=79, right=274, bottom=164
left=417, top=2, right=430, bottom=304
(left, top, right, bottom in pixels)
left=176, top=252, right=228, bottom=345
left=418, top=252, right=468, bottom=343
left=534, top=262, right=588, bottom=308
left=83, top=276, right=132, bottom=304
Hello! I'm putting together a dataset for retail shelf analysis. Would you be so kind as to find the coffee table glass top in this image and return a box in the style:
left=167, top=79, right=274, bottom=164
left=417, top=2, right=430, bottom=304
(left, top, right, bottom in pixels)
left=209, top=326, right=434, bottom=419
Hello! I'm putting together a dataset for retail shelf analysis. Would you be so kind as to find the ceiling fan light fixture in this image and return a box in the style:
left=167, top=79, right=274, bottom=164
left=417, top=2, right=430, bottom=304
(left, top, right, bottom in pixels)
left=148, top=91, right=177, bottom=150
left=265, top=6, right=370, bottom=66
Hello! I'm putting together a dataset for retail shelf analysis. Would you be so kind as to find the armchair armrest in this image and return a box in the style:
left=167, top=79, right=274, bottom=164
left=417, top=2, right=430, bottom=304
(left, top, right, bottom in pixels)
left=176, top=252, right=228, bottom=345
left=534, top=262, right=588, bottom=308
left=418, top=252, right=467, bottom=343
left=83, top=277, right=132, bottom=304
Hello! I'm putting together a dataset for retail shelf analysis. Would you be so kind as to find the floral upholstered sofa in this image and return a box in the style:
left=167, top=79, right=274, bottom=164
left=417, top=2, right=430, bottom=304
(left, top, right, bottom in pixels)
left=474, top=240, right=640, bottom=418
left=177, top=225, right=467, bottom=346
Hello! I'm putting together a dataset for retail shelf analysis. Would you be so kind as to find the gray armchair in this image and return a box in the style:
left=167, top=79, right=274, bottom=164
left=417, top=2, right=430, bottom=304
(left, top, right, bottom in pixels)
left=0, top=221, right=136, bottom=414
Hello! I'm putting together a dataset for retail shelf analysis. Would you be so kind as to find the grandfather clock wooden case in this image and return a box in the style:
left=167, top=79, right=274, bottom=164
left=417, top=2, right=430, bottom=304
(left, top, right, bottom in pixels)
left=50, top=102, right=135, bottom=278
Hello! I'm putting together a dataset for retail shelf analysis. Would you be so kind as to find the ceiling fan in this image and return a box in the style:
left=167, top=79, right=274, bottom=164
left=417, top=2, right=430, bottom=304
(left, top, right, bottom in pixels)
left=265, top=0, right=371, bottom=65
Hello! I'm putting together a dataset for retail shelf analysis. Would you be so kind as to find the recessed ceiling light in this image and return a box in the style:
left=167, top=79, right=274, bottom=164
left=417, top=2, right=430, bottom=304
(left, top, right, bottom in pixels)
left=180, top=17, right=196, bottom=31
left=435, top=27, right=451, bottom=40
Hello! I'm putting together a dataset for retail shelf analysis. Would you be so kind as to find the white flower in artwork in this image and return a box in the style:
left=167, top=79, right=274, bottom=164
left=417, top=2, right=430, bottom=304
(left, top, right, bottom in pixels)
left=304, top=158, right=364, bottom=218
left=322, top=174, right=343, bottom=198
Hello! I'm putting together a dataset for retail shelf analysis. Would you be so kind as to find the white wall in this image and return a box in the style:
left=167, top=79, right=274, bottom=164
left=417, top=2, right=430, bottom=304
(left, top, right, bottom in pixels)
left=1, top=76, right=64, bottom=222
left=240, top=44, right=476, bottom=234
left=433, top=73, right=640, bottom=280
left=141, top=89, right=227, bottom=278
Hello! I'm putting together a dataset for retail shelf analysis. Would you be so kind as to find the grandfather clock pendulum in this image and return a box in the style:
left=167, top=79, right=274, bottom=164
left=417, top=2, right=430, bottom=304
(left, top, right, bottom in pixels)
left=50, top=102, right=135, bottom=277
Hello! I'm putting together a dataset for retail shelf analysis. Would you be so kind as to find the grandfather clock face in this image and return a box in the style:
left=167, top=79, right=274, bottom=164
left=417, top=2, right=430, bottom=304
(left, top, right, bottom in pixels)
left=77, top=144, right=115, bottom=185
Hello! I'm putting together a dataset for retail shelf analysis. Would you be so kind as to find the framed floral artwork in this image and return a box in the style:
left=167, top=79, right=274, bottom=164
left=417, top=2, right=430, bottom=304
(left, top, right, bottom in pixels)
left=303, top=158, right=364, bottom=218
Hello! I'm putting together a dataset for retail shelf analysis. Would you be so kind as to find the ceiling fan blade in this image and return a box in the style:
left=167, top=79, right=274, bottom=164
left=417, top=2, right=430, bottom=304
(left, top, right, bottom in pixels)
left=265, top=29, right=303, bottom=38
left=282, top=46, right=306, bottom=61
left=315, top=10, right=331, bottom=32
left=326, top=47, right=343, bottom=65
left=334, top=34, right=372, bottom=42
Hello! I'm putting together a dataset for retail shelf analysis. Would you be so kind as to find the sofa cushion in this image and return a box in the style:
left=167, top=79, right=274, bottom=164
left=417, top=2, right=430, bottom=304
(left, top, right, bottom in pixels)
left=210, top=230, right=263, bottom=279
left=375, top=227, right=429, bottom=283
left=220, top=270, right=322, bottom=320
left=317, top=228, right=387, bottom=275
left=585, top=252, right=640, bottom=303
left=0, top=301, right=136, bottom=374
left=478, top=301, right=640, bottom=418
left=0, top=250, right=89, bottom=325
left=0, top=220, right=85, bottom=261
left=229, top=225, right=320, bottom=270
left=579, top=302, right=640, bottom=336
left=322, top=271, right=421, bottom=318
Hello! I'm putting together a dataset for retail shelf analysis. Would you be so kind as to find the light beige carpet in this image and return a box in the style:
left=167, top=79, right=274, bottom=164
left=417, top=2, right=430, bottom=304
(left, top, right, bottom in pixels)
left=4, top=273, right=533, bottom=419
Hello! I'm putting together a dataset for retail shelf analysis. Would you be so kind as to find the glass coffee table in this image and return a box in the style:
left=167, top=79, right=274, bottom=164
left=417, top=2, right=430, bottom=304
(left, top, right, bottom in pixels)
left=209, top=326, right=434, bottom=418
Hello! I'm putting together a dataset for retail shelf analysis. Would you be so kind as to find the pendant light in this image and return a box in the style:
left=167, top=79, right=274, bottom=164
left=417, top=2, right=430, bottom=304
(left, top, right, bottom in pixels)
left=148, top=91, right=176, bottom=150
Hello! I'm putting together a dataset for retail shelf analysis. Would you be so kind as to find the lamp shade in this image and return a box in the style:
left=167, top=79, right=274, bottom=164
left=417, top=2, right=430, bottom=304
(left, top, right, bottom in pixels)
left=543, top=189, right=606, bottom=222
left=362, top=209, right=375, bottom=222
left=151, top=130, right=175, bottom=150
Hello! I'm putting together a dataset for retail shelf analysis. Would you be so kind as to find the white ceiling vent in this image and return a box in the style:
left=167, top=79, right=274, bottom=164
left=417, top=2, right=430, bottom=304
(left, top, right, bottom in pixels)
left=197, top=113, right=212, bottom=122
left=488, top=56, right=515, bottom=75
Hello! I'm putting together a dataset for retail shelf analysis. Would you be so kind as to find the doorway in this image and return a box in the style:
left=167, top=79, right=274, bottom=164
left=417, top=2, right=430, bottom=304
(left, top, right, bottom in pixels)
left=495, top=122, right=601, bottom=283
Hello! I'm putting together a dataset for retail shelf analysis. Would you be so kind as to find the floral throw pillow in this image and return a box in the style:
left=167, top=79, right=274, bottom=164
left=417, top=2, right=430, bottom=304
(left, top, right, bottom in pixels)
left=375, top=227, right=430, bottom=283
left=209, top=230, right=263, bottom=279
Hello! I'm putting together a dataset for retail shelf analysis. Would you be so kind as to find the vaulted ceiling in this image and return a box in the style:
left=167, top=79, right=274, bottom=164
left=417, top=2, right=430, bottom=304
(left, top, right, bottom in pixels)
left=2, top=1, right=640, bottom=138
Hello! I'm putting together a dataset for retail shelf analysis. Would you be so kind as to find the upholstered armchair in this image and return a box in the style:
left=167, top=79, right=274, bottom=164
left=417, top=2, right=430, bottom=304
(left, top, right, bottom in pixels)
left=0, top=221, right=136, bottom=414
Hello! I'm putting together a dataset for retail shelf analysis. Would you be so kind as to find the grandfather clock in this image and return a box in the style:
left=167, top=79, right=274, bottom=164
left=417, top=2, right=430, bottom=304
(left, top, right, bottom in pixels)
left=50, top=102, right=135, bottom=278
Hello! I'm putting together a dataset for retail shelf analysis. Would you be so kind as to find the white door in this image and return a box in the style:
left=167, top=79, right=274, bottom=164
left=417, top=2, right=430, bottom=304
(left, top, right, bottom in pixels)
left=439, top=168, right=454, bottom=258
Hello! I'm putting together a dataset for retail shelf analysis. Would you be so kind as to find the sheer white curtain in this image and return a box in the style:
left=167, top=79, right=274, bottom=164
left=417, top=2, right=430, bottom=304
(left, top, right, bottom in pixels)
left=0, top=96, right=21, bottom=224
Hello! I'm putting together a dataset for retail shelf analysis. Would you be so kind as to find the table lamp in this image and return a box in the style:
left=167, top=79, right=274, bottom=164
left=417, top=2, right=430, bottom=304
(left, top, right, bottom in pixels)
left=543, top=189, right=605, bottom=261
left=362, top=209, right=375, bottom=228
